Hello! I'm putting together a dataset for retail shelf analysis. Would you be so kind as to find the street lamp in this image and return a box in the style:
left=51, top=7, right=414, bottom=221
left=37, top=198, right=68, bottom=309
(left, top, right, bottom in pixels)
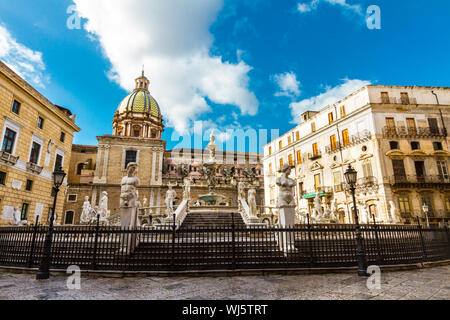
left=422, top=203, right=430, bottom=228
left=36, top=167, right=66, bottom=280
left=344, top=164, right=368, bottom=277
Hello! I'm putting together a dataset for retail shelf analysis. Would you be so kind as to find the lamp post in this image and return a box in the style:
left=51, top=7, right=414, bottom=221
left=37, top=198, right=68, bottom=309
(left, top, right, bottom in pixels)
left=422, top=203, right=430, bottom=228
left=344, top=164, right=368, bottom=277
left=36, top=167, right=66, bottom=280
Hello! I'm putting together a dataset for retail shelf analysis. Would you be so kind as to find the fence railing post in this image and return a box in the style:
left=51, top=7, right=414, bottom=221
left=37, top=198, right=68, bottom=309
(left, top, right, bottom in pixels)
left=372, top=215, right=383, bottom=265
left=306, top=213, right=314, bottom=267
left=27, top=215, right=40, bottom=268
left=417, top=217, right=427, bottom=262
left=231, top=212, right=236, bottom=270
left=92, top=214, right=100, bottom=270
left=171, top=213, right=176, bottom=271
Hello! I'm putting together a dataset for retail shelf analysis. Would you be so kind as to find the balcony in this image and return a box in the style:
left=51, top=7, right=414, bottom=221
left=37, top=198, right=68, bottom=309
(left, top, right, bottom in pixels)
left=0, top=151, right=19, bottom=165
left=308, top=152, right=322, bottom=160
left=382, top=126, right=447, bottom=139
left=302, top=186, right=333, bottom=199
left=325, top=130, right=372, bottom=154
left=386, top=175, right=450, bottom=188
left=26, top=162, right=43, bottom=174
left=381, top=97, right=417, bottom=105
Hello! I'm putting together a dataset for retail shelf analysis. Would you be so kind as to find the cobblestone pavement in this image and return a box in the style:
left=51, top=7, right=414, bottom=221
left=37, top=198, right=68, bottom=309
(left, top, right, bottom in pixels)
left=0, top=266, right=449, bottom=300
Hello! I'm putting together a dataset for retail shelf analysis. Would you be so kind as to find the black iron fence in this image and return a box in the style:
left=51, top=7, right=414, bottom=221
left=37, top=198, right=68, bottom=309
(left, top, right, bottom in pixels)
left=0, top=218, right=449, bottom=272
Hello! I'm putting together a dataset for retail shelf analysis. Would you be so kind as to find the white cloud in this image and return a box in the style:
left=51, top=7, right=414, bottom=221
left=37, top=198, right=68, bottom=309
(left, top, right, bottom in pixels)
left=274, top=71, right=301, bottom=97
left=297, top=0, right=362, bottom=16
left=290, top=78, right=370, bottom=123
left=0, top=24, right=46, bottom=87
left=73, top=0, right=258, bottom=133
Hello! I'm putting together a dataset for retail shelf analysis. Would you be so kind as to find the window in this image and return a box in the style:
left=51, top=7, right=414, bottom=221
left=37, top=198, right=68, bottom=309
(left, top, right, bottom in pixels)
left=428, top=118, right=439, bottom=135
left=400, top=92, right=410, bottom=105
left=342, top=129, right=349, bottom=147
left=65, top=211, right=75, bottom=225
left=288, top=154, right=293, bottom=166
left=37, top=117, right=44, bottom=129
left=296, top=131, right=300, bottom=141
left=437, top=160, right=449, bottom=179
left=296, top=150, right=302, bottom=164
left=279, top=158, right=284, bottom=169
left=60, top=132, right=65, bottom=143
left=133, top=129, right=140, bottom=137
left=330, top=135, right=337, bottom=151
left=398, top=194, right=412, bottom=215
left=340, top=105, right=346, bottom=118
left=389, top=141, right=399, bottom=150
left=29, top=142, right=41, bottom=164
left=311, top=122, right=316, bottom=133
left=433, top=142, right=443, bottom=151
left=25, top=180, right=33, bottom=191
left=12, top=100, right=21, bottom=114
left=312, top=143, right=318, bottom=156
left=445, top=196, right=450, bottom=212
left=279, top=141, right=283, bottom=150
left=77, top=163, right=84, bottom=175
left=288, top=136, right=292, bottom=145
left=268, top=147, right=272, bottom=156
left=392, top=160, right=406, bottom=182
left=333, top=171, right=342, bottom=186
left=125, top=150, right=137, bottom=169
left=411, top=141, right=420, bottom=150
left=328, top=112, right=334, bottom=124
left=385, top=117, right=396, bottom=134
left=298, top=182, right=304, bottom=196
left=2, top=128, right=16, bottom=154
left=67, top=194, right=77, bottom=202
left=314, top=173, right=321, bottom=191
left=362, top=161, right=373, bottom=177
left=269, top=163, right=273, bottom=175
left=54, top=154, right=63, bottom=171
left=406, top=118, right=417, bottom=135
left=0, top=171, right=6, bottom=185
left=421, top=195, right=434, bottom=216
left=21, top=203, right=29, bottom=220
left=381, top=92, right=390, bottom=104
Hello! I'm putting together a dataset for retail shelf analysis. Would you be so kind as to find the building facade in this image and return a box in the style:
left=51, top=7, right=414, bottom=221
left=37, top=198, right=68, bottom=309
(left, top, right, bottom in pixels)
left=63, top=72, right=264, bottom=225
left=264, top=85, right=450, bottom=225
left=0, top=61, right=80, bottom=225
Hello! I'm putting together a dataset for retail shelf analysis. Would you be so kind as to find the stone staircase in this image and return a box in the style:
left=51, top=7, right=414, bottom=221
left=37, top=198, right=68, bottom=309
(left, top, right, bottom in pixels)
left=180, top=210, right=246, bottom=229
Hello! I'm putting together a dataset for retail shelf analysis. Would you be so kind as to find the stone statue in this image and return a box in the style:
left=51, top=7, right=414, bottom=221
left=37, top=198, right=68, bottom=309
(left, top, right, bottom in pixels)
left=237, top=180, right=246, bottom=200
left=194, top=200, right=201, bottom=207
left=80, top=196, right=92, bottom=224
left=276, top=165, right=296, bottom=207
left=143, top=197, right=148, bottom=207
left=313, top=192, right=323, bottom=219
left=98, top=191, right=111, bottom=222
left=329, top=199, right=338, bottom=222
left=388, top=200, right=397, bottom=223
left=120, top=163, right=140, bottom=208
left=183, top=177, right=191, bottom=200
left=359, top=202, right=368, bottom=224
left=248, top=188, right=258, bottom=216
left=12, top=207, right=22, bottom=226
left=165, top=185, right=177, bottom=215
left=206, top=129, right=218, bottom=163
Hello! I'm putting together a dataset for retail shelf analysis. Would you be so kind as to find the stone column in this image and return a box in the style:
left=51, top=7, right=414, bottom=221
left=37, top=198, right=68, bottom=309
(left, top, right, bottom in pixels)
left=100, top=145, right=110, bottom=183
left=94, top=145, right=103, bottom=181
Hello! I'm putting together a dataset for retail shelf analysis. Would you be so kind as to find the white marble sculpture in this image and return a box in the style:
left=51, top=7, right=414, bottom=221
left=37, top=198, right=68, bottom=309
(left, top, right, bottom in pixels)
left=388, top=200, right=397, bottom=223
left=313, top=192, right=323, bottom=220
left=359, top=202, right=368, bottom=224
left=143, top=197, right=148, bottom=207
left=80, top=196, right=92, bottom=224
left=165, top=185, right=177, bottom=215
left=98, top=191, right=111, bottom=223
left=120, top=163, right=140, bottom=209
left=248, top=188, right=258, bottom=217
left=12, top=207, right=22, bottom=226
left=237, top=180, right=246, bottom=200
left=276, top=165, right=296, bottom=252
left=183, top=177, right=191, bottom=200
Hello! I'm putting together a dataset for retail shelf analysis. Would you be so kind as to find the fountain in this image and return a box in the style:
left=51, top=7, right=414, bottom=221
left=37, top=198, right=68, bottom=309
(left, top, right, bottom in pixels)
left=198, top=130, right=228, bottom=206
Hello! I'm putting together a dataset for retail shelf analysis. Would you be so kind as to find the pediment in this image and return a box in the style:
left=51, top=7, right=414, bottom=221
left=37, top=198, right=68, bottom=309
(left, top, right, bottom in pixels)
left=432, top=150, right=450, bottom=157
left=330, top=162, right=342, bottom=169
left=310, top=161, right=324, bottom=171
left=359, top=153, right=374, bottom=161
left=409, top=150, right=428, bottom=157
left=386, top=150, right=407, bottom=159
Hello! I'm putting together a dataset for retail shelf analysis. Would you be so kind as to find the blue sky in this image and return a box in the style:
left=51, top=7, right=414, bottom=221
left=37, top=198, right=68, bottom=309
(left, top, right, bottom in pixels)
left=1, top=0, right=450, bottom=152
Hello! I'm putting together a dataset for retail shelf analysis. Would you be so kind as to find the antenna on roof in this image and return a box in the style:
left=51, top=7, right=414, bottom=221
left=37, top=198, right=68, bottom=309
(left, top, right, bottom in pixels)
left=142, top=64, right=145, bottom=77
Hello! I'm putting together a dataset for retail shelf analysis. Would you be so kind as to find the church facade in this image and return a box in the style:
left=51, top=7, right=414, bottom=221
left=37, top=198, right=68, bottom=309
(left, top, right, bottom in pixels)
left=63, top=72, right=265, bottom=225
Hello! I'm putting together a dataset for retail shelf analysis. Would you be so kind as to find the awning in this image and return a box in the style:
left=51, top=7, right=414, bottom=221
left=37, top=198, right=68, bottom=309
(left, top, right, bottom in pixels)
left=302, top=191, right=325, bottom=199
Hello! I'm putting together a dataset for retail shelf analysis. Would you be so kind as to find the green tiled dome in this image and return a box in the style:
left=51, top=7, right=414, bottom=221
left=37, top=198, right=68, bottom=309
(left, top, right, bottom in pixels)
left=117, top=90, right=161, bottom=117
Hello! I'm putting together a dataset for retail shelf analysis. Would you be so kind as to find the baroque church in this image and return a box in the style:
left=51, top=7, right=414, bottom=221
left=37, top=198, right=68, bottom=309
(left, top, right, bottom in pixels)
left=63, top=71, right=265, bottom=225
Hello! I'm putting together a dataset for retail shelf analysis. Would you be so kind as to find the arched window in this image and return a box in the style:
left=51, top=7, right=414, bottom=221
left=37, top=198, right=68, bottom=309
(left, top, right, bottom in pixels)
left=65, top=211, right=74, bottom=225
left=77, top=163, right=84, bottom=175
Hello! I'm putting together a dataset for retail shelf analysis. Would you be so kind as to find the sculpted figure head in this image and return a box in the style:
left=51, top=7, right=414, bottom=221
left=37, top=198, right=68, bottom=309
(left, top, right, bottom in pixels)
left=126, top=162, right=138, bottom=176
left=279, top=164, right=292, bottom=177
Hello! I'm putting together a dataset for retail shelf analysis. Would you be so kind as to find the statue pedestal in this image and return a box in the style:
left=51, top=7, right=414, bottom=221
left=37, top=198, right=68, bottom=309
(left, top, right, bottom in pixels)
left=278, top=205, right=296, bottom=254
left=120, top=207, right=139, bottom=254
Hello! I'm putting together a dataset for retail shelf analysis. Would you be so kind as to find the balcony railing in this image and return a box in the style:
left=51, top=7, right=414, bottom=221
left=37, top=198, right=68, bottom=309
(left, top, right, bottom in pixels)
left=303, top=186, right=333, bottom=197
left=26, top=162, right=43, bottom=174
left=381, top=97, right=417, bottom=105
left=325, top=130, right=372, bottom=154
left=308, top=152, right=322, bottom=160
left=382, top=126, right=447, bottom=139
left=385, top=175, right=450, bottom=186
left=0, top=151, right=19, bottom=165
